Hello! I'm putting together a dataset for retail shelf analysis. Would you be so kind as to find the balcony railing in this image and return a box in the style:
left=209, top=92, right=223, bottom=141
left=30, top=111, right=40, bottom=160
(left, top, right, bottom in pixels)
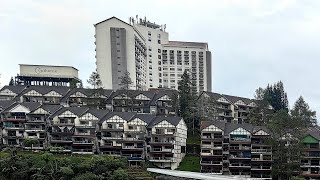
left=200, top=161, right=223, bottom=165
left=251, top=149, right=272, bottom=153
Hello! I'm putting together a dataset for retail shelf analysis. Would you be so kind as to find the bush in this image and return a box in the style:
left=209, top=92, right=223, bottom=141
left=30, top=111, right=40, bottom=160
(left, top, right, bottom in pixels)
left=72, top=172, right=101, bottom=180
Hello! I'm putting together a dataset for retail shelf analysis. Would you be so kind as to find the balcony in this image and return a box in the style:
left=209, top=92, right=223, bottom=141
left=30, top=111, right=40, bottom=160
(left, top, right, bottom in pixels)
left=251, top=149, right=272, bottom=153
left=200, top=161, right=223, bottom=165
left=251, top=157, right=272, bottom=161
left=3, top=125, right=24, bottom=129
left=151, top=148, right=172, bottom=153
left=25, top=127, right=45, bottom=132
left=201, top=152, right=223, bottom=156
left=229, top=146, right=251, bottom=151
left=75, top=124, right=95, bottom=129
left=230, top=137, right=251, bottom=143
left=50, top=137, right=73, bottom=143
left=3, top=116, right=26, bottom=122
left=149, top=157, right=176, bottom=162
left=229, top=163, right=251, bottom=168
left=52, top=122, right=74, bottom=126
left=100, top=127, right=123, bottom=132
left=251, top=166, right=272, bottom=170
left=72, top=149, right=94, bottom=154
left=73, top=140, right=94, bottom=144
left=123, top=145, right=144, bottom=150
left=122, top=137, right=145, bottom=142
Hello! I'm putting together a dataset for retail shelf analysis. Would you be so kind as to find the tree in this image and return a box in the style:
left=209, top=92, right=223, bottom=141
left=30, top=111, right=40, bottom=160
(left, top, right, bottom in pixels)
left=291, top=96, right=317, bottom=127
left=267, top=109, right=307, bottom=179
left=119, top=71, right=133, bottom=90
left=178, top=70, right=198, bottom=132
left=9, top=77, right=14, bottom=85
left=87, top=71, right=102, bottom=89
left=24, top=138, right=38, bottom=151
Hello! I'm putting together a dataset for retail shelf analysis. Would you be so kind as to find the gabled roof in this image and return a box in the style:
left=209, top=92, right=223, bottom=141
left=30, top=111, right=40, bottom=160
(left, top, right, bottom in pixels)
left=224, top=123, right=253, bottom=135
left=201, top=120, right=226, bottom=131
left=61, top=88, right=113, bottom=102
left=19, top=86, right=70, bottom=97
left=106, top=89, right=155, bottom=104
left=86, top=108, right=109, bottom=119
left=252, top=126, right=272, bottom=135
left=95, top=16, right=132, bottom=27
left=98, top=112, right=136, bottom=124
left=222, top=94, right=254, bottom=106
left=49, top=106, right=89, bottom=118
left=0, top=100, right=16, bottom=111
left=0, top=85, right=27, bottom=94
left=4, top=102, right=41, bottom=113
left=306, top=126, right=320, bottom=140
left=132, top=114, right=156, bottom=125
left=40, top=104, right=63, bottom=114
left=150, top=90, right=178, bottom=105
left=147, top=116, right=182, bottom=128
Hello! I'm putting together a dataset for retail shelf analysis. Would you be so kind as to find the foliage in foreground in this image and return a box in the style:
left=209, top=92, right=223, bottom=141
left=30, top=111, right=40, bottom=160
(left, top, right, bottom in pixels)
left=0, top=151, right=131, bottom=180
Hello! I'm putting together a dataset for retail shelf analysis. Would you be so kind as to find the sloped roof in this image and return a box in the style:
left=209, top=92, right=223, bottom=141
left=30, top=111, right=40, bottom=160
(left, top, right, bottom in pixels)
left=222, top=94, right=254, bottom=105
left=3, top=102, right=41, bottom=113
left=40, top=104, right=63, bottom=114
left=147, top=116, right=182, bottom=128
left=132, top=114, right=156, bottom=125
left=150, top=90, right=178, bottom=106
left=86, top=108, right=109, bottom=119
left=49, top=106, right=89, bottom=118
left=19, top=86, right=70, bottom=97
left=61, top=88, right=113, bottom=102
left=306, top=126, right=320, bottom=140
left=0, top=100, right=16, bottom=111
left=0, top=85, right=27, bottom=94
left=106, top=90, right=156, bottom=104
left=98, top=112, right=136, bottom=124
left=200, top=120, right=226, bottom=130
left=224, top=123, right=253, bottom=134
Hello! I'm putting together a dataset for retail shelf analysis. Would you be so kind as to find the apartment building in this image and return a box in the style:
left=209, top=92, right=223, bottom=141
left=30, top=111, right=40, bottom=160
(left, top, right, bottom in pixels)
left=198, top=91, right=264, bottom=124
left=200, top=121, right=272, bottom=179
left=301, top=127, right=320, bottom=179
left=94, top=16, right=212, bottom=92
left=1, top=102, right=41, bottom=147
left=148, top=116, right=187, bottom=169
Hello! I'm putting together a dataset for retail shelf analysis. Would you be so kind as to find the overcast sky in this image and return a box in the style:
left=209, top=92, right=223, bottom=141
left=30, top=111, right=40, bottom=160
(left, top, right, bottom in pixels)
left=0, top=0, right=319, bottom=116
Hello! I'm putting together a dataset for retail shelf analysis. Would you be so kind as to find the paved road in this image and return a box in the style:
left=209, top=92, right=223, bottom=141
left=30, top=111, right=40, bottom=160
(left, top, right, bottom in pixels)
left=147, top=168, right=248, bottom=180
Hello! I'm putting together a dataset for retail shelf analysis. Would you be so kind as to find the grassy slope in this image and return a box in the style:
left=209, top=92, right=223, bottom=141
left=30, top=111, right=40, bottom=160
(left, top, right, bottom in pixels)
left=177, top=155, right=200, bottom=172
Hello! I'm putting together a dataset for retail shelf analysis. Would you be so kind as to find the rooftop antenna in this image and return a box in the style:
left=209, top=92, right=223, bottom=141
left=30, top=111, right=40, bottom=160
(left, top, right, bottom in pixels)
left=136, top=15, right=138, bottom=24
left=164, top=24, right=166, bottom=32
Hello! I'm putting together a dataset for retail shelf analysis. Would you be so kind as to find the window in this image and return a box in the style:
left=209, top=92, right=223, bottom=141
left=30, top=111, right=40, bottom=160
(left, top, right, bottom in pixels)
left=149, top=67, right=152, bottom=69
left=158, top=67, right=162, bottom=71
left=158, top=40, right=161, bottom=44
left=158, top=34, right=161, bottom=38
left=170, top=68, right=175, bottom=71
left=116, top=43, right=120, bottom=45
left=148, top=38, right=151, bottom=42
left=148, top=31, right=151, bottom=36
left=117, top=50, right=120, bottom=52
left=163, top=73, right=168, bottom=77
left=163, top=68, right=168, bottom=70
left=158, top=49, right=161, bottom=53
left=159, top=73, right=162, bottom=77
left=149, top=54, right=152, bottom=57
left=170, top=80, right=175, bottom=82
left=170, top=74, right=175, bottom=77
left=178, top=68, right=182, bottom=71
left=158, top=55, right=161, bottom=59
left=159, top=79, right=162, bottom=83
left=158, top=61, right=161, bottom=65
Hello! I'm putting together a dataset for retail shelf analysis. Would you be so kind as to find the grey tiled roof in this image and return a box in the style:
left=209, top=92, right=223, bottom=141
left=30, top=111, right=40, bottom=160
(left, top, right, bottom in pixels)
left=61, top=88, right=113, bottom=102
left=86, top=108, right=109, bottom=119
left=0, top=100, right=16, bottom=111
left=41, top=104, right=63, bottom=114
left=3, top=102, right=41, bottom=112
left=49, top=106, right=89, bottom=118
left=222, top=94, right=254, bottom=105
left=0, top=85, right=27, bottom=94
left=98, top=112, right=136, bottom=124
left=150, top=90, right=178, bottom=106
left=106, top=90, right=156, bottom=104
left=132, top=114, right=156, bottom=125
left=147, top=116, right=182, bottom=128
left=200, top=120, right=226, bottom=131
left=224, top=123, right=254, bottom=135
left=306, top=126, right=320, bottom=140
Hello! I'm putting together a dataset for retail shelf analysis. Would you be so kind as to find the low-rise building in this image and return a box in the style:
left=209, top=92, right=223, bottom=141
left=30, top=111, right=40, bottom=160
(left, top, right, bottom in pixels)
left=200, top=121, right=272, bottom=179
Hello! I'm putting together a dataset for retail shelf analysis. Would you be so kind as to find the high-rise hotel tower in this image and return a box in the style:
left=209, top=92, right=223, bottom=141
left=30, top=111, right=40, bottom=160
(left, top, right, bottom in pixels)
left=94, top=16, right=212, bottom=92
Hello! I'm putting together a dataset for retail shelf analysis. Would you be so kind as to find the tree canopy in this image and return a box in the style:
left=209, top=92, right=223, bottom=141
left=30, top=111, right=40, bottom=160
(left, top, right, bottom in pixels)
left=87, top=71, right=102, bottom=89
left=119, top=71, right=133, bottom=90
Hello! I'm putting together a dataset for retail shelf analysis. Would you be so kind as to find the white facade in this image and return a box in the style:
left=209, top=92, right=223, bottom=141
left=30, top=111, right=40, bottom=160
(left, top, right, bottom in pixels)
left=19, top=64, right=79, bottom=79
left=94, top=16, right=212, bottom=92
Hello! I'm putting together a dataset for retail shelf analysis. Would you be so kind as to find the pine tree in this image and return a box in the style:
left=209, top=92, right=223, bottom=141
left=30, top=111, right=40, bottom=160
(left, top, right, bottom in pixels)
left=87, top=71, right=102, bottom=89
left=291, top=96, right=317, bottom=127
left=9, top=77, right=14, bottom=85
left=119, top=71, right=133, bottom=90
left=178, top=70, right=198, bottom=131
